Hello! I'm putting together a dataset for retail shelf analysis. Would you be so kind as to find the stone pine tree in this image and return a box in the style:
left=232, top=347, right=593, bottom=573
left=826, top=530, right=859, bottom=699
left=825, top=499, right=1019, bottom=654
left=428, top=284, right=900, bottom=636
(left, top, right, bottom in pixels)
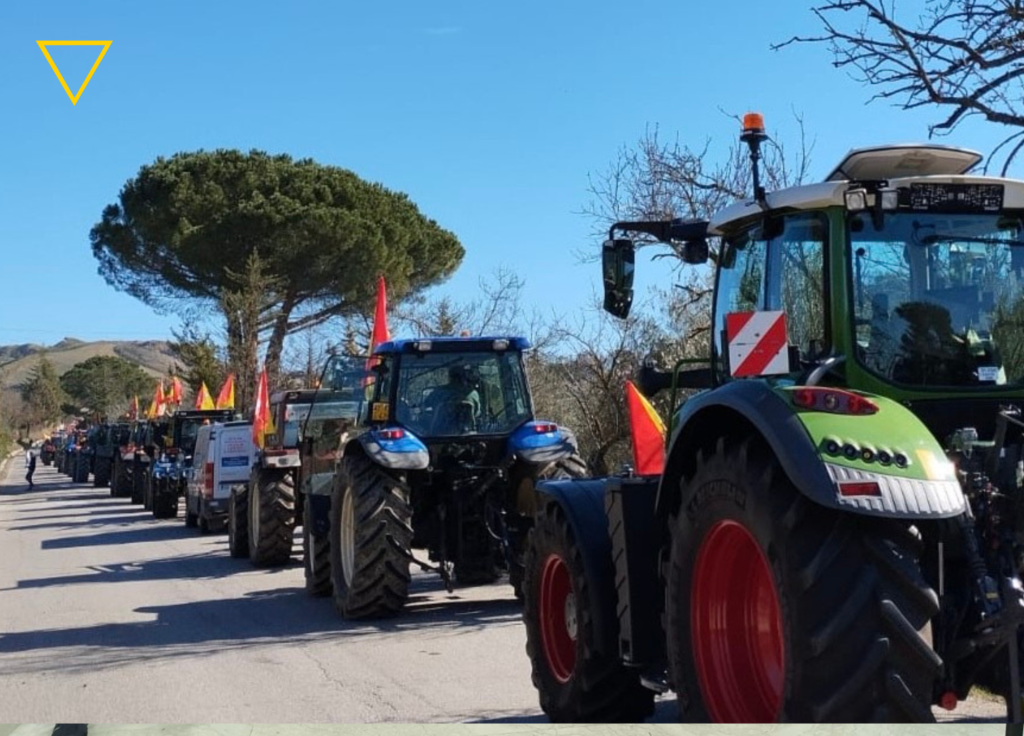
left=90, top=149, right=464, bottom=381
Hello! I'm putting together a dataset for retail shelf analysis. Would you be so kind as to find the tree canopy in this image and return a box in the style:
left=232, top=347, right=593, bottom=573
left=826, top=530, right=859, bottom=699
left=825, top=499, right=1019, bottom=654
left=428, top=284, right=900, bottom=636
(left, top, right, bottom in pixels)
left=91, top=149, right=464, bottom=376
left=59, top=355, right=154, bottom=418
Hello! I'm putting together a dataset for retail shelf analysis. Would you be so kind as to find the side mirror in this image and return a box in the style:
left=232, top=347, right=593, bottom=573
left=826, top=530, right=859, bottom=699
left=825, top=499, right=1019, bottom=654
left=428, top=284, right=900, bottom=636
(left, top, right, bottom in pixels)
left=602, top=239, right=635, bottom=318
left=680, top=238, right=709, bottom=265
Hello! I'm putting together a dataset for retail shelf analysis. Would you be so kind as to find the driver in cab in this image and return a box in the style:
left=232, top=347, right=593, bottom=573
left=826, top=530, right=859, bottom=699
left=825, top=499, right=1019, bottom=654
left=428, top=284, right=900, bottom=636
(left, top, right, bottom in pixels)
left=427, top=365, right=481, bottom=434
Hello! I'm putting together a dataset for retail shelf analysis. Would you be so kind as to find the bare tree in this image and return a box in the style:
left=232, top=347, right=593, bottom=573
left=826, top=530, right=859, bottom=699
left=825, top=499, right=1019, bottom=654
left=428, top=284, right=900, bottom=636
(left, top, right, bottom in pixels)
left=775, top=1, right=1024, bottom=174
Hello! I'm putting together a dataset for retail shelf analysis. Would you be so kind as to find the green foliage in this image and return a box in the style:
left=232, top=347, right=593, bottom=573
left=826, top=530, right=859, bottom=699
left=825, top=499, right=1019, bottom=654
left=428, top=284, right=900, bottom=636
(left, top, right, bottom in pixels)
left=90, top=149, right=465, bottom=377
left=169, top=325, right=226, bottom=398
left=59, top=355, right=154, bottom=418
left=21, top=356, right=65, bottom=428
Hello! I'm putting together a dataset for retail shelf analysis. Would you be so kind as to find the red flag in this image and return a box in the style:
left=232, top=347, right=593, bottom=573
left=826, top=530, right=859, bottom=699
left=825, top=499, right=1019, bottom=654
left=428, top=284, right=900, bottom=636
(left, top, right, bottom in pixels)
left=131, top=395, right=140, bottom=420
left=365, top=275, right=391, bottom=396
left=252, top=367, right=275, bottom=449
left=370, top=274, right=391, bottom=350
left=625, top=381, right=667, bottom=476
left=215, top=373, right=236, bottom=409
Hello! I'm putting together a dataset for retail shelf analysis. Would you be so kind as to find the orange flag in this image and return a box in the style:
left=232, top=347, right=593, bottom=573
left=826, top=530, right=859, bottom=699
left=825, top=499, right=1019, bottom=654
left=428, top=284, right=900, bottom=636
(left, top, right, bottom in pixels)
left=252, top=367, right=275, bottom=449
left=168, top=377, right=183, bottom=405
left=131, top=395, right=140, bottom=420
left=215, top=373, right=236, bottom=409
left=195, top=382, right=215, bottom=410
left=147, top=381, right=166, bottom=419
left=625, top=381, right=667, bottom=476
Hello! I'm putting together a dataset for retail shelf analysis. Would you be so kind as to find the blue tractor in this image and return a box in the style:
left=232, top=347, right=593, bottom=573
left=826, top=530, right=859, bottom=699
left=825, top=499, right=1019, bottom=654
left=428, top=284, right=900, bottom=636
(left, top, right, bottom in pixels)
left=324, top=336, right=587, bottom=619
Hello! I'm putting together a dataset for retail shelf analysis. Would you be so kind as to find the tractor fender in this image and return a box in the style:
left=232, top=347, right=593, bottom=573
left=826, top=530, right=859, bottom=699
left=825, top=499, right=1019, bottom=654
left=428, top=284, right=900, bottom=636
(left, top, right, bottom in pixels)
left=659, top=380, right=967, bottom=523
left=510, top=423, right=579, bottom=466
left=534, top=478, right=619, bottom=658
left=356, top=427, right=430, bottom=471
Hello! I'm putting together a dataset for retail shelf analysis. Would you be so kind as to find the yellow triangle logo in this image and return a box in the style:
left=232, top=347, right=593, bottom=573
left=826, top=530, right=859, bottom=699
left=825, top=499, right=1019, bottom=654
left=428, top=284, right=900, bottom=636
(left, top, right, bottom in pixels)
left=37, top=40, right=111, bottom=105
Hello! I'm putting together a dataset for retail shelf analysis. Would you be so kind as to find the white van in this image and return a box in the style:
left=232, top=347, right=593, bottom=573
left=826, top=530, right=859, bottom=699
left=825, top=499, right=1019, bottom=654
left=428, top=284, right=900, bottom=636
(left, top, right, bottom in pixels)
left=185, top=421, right=257, bottom=532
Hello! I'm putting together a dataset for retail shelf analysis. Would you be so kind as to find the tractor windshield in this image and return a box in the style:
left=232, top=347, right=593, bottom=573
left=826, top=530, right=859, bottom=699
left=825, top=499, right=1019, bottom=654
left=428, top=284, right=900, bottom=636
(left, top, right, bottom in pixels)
left=395, top=351, right=532, bottom=437
left=281, top=400, right=362, bottom=447
left=851, top=211, right=1024, bottom=388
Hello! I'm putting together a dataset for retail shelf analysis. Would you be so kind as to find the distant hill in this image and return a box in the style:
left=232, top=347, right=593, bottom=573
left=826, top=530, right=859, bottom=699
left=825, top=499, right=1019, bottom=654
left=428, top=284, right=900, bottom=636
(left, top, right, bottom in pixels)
left=0, top=338, right=176, bottom=390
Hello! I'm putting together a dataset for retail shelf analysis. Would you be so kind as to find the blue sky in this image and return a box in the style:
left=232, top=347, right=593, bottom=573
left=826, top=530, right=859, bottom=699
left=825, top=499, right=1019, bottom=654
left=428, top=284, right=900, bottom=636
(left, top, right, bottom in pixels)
left=0, top=0, right=1009, bottom=347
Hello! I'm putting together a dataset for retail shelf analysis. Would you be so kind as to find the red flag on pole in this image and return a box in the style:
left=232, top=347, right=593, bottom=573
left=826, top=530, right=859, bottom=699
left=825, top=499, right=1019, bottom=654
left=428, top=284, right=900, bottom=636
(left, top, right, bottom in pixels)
left=365, top=275, right=391, bottom=396
left=625, top=381, right=667, bottom=476
left=252, top=367, right=275, bottom=449
left=370, top=274, right=391, bottom=350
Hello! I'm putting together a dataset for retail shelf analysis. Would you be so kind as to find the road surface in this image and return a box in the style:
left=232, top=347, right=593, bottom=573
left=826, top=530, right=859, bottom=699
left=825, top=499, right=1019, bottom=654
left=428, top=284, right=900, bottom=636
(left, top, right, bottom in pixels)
left=0, top=455, right=1008, bottom=723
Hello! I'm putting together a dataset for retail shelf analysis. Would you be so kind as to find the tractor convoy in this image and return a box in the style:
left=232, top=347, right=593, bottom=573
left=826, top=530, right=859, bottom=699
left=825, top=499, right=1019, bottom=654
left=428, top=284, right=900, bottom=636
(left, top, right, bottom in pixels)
left=29, top=116, right=1024, bottom=723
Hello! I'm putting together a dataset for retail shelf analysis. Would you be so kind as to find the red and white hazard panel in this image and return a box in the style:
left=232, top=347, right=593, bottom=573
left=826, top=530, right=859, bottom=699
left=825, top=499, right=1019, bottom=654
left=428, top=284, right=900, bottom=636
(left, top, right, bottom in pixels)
left=725, top=311, right=790, bottom=377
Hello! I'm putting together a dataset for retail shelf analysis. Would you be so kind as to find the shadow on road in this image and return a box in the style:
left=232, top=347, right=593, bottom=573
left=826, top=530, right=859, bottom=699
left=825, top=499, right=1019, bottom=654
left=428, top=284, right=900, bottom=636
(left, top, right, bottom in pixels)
left=0, top=581, right=523, bottom=676
left=11, top=514, right=157, bottom=532
left=40, top=523, right=202, bottom=549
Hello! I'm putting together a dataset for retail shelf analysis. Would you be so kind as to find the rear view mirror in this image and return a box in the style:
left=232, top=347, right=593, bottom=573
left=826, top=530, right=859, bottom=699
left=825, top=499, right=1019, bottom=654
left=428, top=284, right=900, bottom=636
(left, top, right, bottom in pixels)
left=680, top=239, right=709, bottom=265
left=602, top=239, right=635, bottom=318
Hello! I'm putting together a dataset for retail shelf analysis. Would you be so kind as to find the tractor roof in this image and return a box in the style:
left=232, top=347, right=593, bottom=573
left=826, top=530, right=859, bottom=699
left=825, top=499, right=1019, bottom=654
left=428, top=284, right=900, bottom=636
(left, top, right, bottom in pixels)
left=374, top=336, right=531, bottom=354
left=708, top=144, right=1024, bottom=234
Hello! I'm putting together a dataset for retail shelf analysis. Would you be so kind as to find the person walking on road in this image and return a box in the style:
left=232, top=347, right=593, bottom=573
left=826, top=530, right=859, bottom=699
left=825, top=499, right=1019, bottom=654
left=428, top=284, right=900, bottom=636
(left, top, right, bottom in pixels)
left=25, top=450, right=37, bottom=489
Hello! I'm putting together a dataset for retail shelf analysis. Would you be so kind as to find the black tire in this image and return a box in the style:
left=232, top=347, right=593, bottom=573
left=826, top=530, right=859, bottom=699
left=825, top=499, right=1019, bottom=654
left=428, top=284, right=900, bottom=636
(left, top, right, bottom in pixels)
left=143, top=473, right=153, bottom=511
left=303, top=495, right=332, bottom=597
left=228, top=488, right=250, bottom=559
left=93, top=457, right=111, bottom=488
left=131, top=467, right=145, bottom=505
left=248, top=471, right=296, bottom=567
left=185, top=497, right=198, bottom=528
left=523, top=499, right=655, bottom=722
left=666, top=437, right=940, bottom=723
left=152, top=479, right=178, bottom=519
left=330, top=453, right=413, bottom=619
left=74, top=455, right=89, bottom=484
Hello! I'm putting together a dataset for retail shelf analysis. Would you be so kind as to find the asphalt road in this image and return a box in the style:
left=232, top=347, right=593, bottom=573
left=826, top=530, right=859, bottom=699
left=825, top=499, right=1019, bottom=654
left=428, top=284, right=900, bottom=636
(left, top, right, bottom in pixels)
left=0, top=456, right=1008, bottom=723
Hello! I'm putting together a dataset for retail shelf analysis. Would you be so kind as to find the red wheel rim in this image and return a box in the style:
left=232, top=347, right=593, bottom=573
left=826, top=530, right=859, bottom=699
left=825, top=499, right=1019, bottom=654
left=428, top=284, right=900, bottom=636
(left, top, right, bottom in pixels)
left=539, top=553, right=577, bottom=683
left=692, top=519, right=785, bottom=722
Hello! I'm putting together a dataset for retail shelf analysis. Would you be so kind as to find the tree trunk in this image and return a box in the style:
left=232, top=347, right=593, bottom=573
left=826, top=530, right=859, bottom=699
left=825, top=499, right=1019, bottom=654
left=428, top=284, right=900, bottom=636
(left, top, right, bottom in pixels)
left=264, top=292, right=296, bottom=390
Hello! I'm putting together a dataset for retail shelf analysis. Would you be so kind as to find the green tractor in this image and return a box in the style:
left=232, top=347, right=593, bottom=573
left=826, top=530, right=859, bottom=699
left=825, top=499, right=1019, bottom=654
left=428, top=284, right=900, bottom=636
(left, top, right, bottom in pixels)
left=229, top=353, right=368, bottom=590
left=522, top=116, right=1024, bottom=723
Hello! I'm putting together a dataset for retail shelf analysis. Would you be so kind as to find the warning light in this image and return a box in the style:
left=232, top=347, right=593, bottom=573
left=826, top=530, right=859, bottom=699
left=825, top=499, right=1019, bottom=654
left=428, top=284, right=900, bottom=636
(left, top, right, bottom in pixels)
left=742, top=112, right=765, bottom=134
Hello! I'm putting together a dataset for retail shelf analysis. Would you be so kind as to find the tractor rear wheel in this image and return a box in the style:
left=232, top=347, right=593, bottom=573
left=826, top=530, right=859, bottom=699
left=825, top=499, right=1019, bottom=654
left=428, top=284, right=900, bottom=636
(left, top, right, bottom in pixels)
left=524, top=499, right=656, bottom=722
left=248, top=471, right=295, bottom=567
left=667, top=437, right=940, bottom=723
left=330, top=453, right=413, bottom=619
left=152, top=481, right=178, bottom=519
left=303, top=495, right=332, bottom=597
left=228, top=488, right=249, bottom=559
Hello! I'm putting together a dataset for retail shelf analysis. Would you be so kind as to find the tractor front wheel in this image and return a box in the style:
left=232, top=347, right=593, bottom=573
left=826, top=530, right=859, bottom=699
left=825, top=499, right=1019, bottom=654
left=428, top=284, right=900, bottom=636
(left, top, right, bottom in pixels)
left=329, top=454, right=412, bottom=619
left=667, top=437, right=941, bottom=723
left=523, top=500, right=655, bottom=722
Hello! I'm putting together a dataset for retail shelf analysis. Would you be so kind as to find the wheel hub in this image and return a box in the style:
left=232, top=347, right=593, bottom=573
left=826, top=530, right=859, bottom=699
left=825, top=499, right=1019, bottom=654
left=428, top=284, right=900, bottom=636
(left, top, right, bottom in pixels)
left=538, top=553, right=577, bottom=684
left=691, top=519, right=785, bottom=722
